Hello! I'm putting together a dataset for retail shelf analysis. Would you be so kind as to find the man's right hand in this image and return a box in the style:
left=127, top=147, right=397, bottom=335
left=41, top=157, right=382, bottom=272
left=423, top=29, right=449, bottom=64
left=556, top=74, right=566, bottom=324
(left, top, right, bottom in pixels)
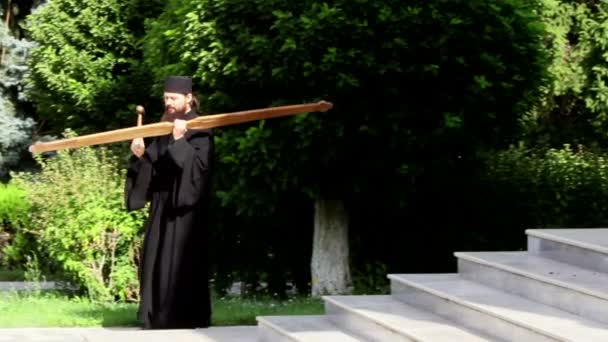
left=131, top=138, right=145, bottom=158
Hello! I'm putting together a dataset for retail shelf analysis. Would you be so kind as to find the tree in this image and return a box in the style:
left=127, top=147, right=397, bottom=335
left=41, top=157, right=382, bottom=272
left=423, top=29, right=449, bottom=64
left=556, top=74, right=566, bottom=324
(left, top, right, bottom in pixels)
left=528, top=1, right=608, bottom=148
left=143, top=0, right=550, bottom=296
left=24, top=0, right=164, bottom=136
left=0, top=0, right=39, bottom=179
left=467, top=1, right=608, bottom=255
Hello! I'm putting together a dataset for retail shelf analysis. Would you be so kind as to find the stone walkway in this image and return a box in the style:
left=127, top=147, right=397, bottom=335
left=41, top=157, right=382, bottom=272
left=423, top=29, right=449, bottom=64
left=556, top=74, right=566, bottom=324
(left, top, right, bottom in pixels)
left=0, top=282, right=57, bottom=291
left=0, top=326, right=258, bottom=342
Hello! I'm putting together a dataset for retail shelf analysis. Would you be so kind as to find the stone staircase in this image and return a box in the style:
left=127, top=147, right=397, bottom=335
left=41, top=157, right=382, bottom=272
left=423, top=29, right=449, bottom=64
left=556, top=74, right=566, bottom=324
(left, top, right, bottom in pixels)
left=256, top=228, right=608, bottom=341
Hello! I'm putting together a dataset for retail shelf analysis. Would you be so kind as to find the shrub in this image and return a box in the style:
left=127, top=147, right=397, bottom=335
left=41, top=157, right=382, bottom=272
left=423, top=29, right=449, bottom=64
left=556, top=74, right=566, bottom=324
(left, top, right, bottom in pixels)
left=11, top=130, right=147, bottom=302
left=481, top=144, right=608, bottom=228
left=0, top=183, right=30, bottom=266
left=0, top=183, right=29, bottom=231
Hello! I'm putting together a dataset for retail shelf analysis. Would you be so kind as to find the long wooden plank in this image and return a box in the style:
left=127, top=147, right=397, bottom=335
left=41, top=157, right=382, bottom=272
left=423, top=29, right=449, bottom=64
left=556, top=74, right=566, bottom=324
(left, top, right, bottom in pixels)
left=29, top=101, right=333, bottom=154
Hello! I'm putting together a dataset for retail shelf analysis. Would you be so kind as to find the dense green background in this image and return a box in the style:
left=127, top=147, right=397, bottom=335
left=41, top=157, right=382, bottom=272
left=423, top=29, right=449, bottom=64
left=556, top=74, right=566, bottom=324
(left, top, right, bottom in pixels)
left=2, top=0, right=608, bottom=300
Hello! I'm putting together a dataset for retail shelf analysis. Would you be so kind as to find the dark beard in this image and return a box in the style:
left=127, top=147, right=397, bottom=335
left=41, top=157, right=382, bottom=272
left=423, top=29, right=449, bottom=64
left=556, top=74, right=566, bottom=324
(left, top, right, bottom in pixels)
left=161, top=108, right=186, bottom=122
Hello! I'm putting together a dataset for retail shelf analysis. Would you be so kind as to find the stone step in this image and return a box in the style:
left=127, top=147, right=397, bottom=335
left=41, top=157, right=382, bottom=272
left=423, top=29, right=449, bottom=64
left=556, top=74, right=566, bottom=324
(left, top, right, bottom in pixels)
left=323, top=295, right=495, bottom=341
left=526, top=228, right=608, bottom=273
left=455, top=251, right=608, bottom=325
left=388, top=273, right=608, bottom=341
left=256, top=315, right=361, bottom=342
left=0, top=326, right=258, bottom=342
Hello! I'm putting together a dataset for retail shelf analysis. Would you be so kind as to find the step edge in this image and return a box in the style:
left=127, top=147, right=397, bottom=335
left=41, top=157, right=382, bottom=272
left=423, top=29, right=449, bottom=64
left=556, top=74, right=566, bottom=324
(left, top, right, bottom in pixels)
left=525, top=229, right=608, bottom=254
left=256, top=316, right=300, bottom=341
left=454, top=251, right=608, bottom=301
left=324, top=295, right=493, bottom=341
left=323, top=295, right=424, bottom=341
left=387, top=274, right=575, bottom=341
left=257, top=315, right=362, bottom=341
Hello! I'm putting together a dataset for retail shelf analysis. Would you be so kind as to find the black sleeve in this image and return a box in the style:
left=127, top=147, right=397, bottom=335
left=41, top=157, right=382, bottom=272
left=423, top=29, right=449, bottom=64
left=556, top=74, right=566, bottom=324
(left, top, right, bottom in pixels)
left=124, top=140, right=157, bottom=211
left=167, top=129, right=213, bottom=208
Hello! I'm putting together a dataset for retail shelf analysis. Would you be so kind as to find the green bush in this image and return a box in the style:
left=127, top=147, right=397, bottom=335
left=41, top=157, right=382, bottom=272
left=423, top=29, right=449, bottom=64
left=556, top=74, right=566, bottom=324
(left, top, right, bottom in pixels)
left=0, top=183, right=30, bottom=267
left=481, top=144, right=608, bottom=228
left=0, top=183, right=29, bottom=231
left=352, top=261, right=389, bottom=295
left=530, top=1, right=608, bottom=146
left=10, top=131, right=147, bottom=302
left=1, top=232, right=36, bottom=270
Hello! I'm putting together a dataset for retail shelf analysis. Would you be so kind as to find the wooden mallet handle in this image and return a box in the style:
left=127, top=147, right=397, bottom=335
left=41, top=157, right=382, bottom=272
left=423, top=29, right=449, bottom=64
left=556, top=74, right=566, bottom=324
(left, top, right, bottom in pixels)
left=136, top=105, right=144, bottom=127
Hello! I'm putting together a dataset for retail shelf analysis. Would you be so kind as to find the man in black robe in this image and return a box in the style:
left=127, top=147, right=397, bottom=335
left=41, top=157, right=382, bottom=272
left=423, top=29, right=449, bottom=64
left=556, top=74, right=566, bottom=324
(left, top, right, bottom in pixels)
left=125, top=76, right=214, bottom=329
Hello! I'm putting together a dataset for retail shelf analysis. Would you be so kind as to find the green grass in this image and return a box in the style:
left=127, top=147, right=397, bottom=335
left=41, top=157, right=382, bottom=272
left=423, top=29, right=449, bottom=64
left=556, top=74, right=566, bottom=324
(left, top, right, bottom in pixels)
left=0, top=291, right=324, bottom=327
left=212, top=296, right=324, bottom=326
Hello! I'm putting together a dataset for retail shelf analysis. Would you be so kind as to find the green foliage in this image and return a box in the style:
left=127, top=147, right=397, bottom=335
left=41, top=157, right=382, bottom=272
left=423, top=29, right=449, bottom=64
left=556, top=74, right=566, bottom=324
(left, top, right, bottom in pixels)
left=352, top=261, right=389, bottom=295
left=24, top=0, right=162, bottom=134
left=1, top=229, right=35, bottom=267
left=0, top=5, right=37, bottom=178
left=144, top=0, right=550, bottom=215
left=0, top=183, right=30, bottom=267
left=0, top=102, right=35, bottom=178
left=530, top=1, right=608, bottom=146
left=23, top=253, right=45, bottom=297
left=0, top=182, right=29, bottom=230
left=482, top=144, right=608, bottom=227
left=10, top=132, right=147, bottom=302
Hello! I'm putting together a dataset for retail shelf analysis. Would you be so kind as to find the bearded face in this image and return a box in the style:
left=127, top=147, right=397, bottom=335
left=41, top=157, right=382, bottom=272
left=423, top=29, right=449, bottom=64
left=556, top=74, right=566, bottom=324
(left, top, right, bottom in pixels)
left=163, top=92, right=192, bottom=121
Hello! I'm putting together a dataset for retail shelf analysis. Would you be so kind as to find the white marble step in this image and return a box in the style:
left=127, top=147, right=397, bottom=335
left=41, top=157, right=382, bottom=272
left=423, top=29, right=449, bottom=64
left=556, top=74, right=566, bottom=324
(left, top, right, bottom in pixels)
left=256, top=315, right=361, bottom=342
left=456, top=251, right=608, bottom=324
left=526, top=228, right=608, bottom=273
left=323, top=295, right=495, bottom=341
left=389, top=273, right=608, bottom=341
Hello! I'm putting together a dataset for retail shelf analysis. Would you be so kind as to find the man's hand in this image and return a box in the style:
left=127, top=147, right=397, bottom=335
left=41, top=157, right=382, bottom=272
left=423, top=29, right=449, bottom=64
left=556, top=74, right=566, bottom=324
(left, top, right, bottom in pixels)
left=173, top=119, right=187, bottom=140
left=131, top=138, right=145, bottom=158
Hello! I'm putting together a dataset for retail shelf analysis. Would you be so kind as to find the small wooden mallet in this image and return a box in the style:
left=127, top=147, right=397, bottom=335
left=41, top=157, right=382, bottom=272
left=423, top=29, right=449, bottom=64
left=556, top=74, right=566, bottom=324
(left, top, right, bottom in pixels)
left=136, top=105, right=144, bottom=127
left=133, top=105, right=145, bottom=151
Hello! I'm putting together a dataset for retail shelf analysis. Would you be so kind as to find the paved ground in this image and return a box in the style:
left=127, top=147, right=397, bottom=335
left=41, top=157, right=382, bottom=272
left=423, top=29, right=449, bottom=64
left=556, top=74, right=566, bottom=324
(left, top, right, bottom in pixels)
left=0, top=326, right=258, bottom=342
left=0, top=282, right=58, bottom=291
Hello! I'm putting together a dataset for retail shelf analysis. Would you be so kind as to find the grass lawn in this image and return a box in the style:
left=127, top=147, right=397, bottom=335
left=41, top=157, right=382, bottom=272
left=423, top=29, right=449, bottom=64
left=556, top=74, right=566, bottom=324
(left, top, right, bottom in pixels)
left=0, top=291, right=324, bottom=328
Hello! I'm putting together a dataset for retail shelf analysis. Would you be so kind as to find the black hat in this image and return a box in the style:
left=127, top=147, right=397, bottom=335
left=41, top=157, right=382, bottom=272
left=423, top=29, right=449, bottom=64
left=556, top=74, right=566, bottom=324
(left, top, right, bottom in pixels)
left=164, top=76, right=192, bottom=93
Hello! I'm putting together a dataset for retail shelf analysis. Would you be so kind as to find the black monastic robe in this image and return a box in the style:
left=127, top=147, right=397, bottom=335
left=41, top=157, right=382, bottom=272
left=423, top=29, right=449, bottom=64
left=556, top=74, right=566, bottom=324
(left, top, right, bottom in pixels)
left=125, top=110, right=214, bottom=329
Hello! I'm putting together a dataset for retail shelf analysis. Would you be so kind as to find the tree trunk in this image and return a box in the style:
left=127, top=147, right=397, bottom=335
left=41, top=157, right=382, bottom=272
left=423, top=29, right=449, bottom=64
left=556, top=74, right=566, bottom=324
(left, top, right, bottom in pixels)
left=1, top=0, right=12, bottom=65
left=311, top=198, right=353, bottom=297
